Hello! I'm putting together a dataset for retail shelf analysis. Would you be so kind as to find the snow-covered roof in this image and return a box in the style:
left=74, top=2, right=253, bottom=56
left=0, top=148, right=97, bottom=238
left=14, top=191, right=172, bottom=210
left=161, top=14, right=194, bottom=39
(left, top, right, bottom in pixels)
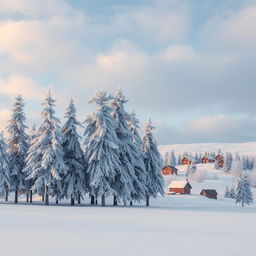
left=183, top=155, right=198, bottom=163
left=162, top=165, right=178, bottom=171
left=202, top=155, right=215, bottom=160
left=168, top=180, right=191, bottom=189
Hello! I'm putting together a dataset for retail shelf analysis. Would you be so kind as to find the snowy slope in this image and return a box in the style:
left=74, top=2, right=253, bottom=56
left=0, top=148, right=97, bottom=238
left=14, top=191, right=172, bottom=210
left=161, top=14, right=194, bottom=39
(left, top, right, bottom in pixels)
left=158, top=141, right=256, bottom=156
left=1, top=163, right=256, bottom=256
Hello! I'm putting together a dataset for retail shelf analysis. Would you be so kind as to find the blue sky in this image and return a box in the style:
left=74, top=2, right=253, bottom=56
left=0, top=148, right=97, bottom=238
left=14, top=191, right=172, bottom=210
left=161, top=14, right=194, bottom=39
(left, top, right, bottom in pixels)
left=0, top=0, right=255, bottom=144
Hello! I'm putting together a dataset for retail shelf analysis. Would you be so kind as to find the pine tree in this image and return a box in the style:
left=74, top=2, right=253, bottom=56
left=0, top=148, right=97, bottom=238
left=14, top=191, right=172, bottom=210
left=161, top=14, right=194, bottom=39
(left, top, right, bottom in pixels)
left=235, top=171, right=253, bottom=207
left=127, top=110, right=147, bottom=204
left=142, top=119, right=164, bottom=206
left=23, top=124, right=37, bottom=203
left=84, top=91, right=121, bottom=206
left=7, top=95, right=29, bottom=204
left=24, top=92, right=67, bottom=205
left=224, top=186, right=230, bottom=198
left=111, top=89, right=144, bottom=204
left=0, top=133, right=11, bottom=201
left=169, top=150, right=176, bottom=166
left=163, top=152, right=169, bottom=165
left=61, top=99, right=86, bottom=206
left=177, top=154, right=182, bottom=165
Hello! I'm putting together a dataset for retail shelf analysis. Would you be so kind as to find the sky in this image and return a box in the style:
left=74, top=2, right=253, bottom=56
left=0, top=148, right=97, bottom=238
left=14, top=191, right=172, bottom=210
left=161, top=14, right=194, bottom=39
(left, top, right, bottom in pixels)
left=0, top=0, right=255, bottom=145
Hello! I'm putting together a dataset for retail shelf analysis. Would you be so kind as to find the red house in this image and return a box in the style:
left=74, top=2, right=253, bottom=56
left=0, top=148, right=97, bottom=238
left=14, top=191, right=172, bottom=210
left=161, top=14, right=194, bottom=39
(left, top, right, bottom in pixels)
left=215, top=154, right=225, bottom=168
left=168, top=180, right=192, bottom=194
left=201, top=155, right=215, bottom=163
left=200, top=189, right=218, bottom=199
left=162, top=165, right=178, bottom=176
left=181, top=156, right=198, bottom=165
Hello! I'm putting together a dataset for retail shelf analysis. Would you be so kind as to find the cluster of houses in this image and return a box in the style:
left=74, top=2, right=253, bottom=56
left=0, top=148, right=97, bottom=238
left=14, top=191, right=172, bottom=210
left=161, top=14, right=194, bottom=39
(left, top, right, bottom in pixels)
left=181, top=154, right=225, bottom=167
left=161, top=153, right=222, bottom=200
left=167, top=180, right=218, bottom=200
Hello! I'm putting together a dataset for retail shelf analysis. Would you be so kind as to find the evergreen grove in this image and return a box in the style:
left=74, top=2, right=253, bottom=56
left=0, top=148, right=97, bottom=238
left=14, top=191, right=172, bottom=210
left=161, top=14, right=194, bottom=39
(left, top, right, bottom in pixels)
left=0, top=90, right=164, bottom=206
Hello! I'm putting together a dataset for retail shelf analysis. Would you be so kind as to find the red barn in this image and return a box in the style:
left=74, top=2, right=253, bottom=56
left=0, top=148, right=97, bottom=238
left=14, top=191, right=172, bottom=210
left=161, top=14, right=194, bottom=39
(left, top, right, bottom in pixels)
left=200, top=189, right=218, bottom=199
left=162, top=165, right=178, bottom=176
left=181, top=156, right=198, bottom=165
left=181, top=156, right=191, bottom=165
left=168, top=180, right=192, bottom=194
left=201, top=155, right=215, bottom=163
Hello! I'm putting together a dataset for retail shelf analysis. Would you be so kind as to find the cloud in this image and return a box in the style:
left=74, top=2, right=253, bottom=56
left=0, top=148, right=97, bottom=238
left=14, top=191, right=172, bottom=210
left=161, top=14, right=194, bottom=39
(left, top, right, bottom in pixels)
left=155, top=115, right=256, bottom=145
left=0, top=109, right=10, bottom=131
left=0, top=75, right=47, bottom=99
left=203, top=6, right=256, bottom=50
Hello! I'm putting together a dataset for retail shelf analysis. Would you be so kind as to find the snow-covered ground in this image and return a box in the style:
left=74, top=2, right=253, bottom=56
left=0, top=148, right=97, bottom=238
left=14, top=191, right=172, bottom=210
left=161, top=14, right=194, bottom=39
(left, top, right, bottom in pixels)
left=1, top=163, right=256, bottom=256
left=158, top=141, right=256, bottom=156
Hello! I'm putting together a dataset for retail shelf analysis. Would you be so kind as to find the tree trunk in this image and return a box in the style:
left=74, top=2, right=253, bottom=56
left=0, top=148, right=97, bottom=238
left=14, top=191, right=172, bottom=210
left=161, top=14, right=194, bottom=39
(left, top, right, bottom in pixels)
left=242, top=200, right=244, bottom=207
left=146, top=195, right=149, bottom=207
left=29, top=190, right=33, bottom=203
left=26, top=192, right=29, bottom=202
left=101, top=194, right=105, bottom=206
left=42, top=194, right=45, bottom=202
left=90, top=195, right=95, bottom=205
left=95, top=198, right=98, bottom=205
left=14, top=189, right=18, bottom=204
left=71, top=198, right=75, bottom=206
left=113, top=195, right=118, bottom=206
left=56, top=198, right=59, bottom=204
left=5, top=190, right=8, bottom=202
left=45, top=186, right=49, bottom=205
left=130, top=201, right=133, bottom=206
left=77, top=194, right=81, bottom=205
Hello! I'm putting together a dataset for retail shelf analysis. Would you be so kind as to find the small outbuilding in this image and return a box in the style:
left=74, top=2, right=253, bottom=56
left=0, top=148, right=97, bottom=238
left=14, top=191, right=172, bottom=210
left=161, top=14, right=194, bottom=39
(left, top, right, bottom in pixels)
left=201, top=155, right=215, bottom=163
left=168, top=180, right=192, bottom=194
left=181, top=156, right=198, bottom=165
left=200, top=189, right=218, bottom=199
left=162, top=165, right=178, bottom=176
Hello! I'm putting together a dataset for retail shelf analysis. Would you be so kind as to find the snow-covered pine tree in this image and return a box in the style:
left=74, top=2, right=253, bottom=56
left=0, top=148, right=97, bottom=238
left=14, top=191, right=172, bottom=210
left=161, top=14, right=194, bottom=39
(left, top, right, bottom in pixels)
left=235, top=171, right=253, bottom=207
left=163, top=152, right=169, bottom=165
left=229, top=185, right=236, bottom=199
left=224, top=152, right=232, bottom=172
left=0, top=133, right=11, bottom=201
left=142, top=119, right=164, bottom=206
left=84, top=91, right=121, bottom=206
left=61, top=99, right=86, bottom=206
left=7, top=95, right=29, bottom=204
left=23, top=124, right=37, bottom=203
left=177, top=154, right=182, bottom=165
left=127, top=110, right=147, bottom=204
left=24, top=92, right=67, bottom=205
left=169, top=150, right=176, bottom=166
left=111, top=90, right=144, bottom=205
left=224, top=186, right=230, bottom=198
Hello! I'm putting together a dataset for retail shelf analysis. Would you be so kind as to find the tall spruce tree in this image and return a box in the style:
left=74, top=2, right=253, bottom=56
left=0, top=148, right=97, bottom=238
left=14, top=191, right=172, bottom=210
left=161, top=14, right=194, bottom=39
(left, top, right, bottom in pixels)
left=111, top=89, right=144, bottom=205
left=142, top=119, right=164, bottom=206
left=7, top=95, right=29, bottom=204
left=23, top=124, right=37, bottom=203
left=24, top=92, right=67, bottom=205
left=127, top=110, right=147, bottom=204
left=0, top=133, right=11, bottom=201
left=62, top=99, right=86, bottom=206
left=235, top=171, right=253, bottom=207
left=84, top=91, right=121, bottom=206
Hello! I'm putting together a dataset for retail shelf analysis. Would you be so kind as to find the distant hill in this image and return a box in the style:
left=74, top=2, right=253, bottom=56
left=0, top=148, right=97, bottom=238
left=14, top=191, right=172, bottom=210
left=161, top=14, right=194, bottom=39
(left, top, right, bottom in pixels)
left=158, top=141, right=256, bottom=156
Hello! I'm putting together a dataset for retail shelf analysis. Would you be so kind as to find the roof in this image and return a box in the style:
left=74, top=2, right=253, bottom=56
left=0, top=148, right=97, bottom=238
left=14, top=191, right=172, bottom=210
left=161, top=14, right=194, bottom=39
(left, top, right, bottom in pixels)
left=168, top=180, right=192, bottom=189
left=202, top=155, right=215, bottom=160
left=201, top=189, right=218, bottom=195
left=162, top=165, right=178, bottom=171
left=182, top=155, right=198, bottom=163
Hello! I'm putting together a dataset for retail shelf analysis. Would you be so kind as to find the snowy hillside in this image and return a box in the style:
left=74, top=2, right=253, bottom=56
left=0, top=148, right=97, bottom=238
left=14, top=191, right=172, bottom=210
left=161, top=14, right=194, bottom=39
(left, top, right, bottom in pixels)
left=1, top=163, right=256, bottom=256
left=159, top=141, right=256, bottom=156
